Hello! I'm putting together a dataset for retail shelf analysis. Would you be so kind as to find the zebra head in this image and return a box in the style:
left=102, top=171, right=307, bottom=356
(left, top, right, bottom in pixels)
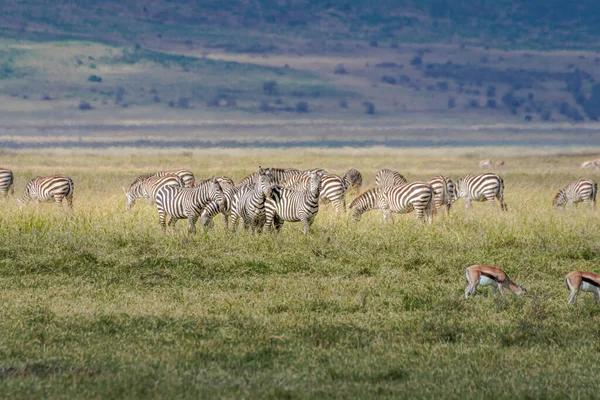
left=552, top=190, right=565, bottom=210
left=256, top=167, right=273, bottom=198
left=19, top=178, right=36, bottom=205
left=309, top=170, right=324, bottom=194
left=123, top=186, right=137, bottom=210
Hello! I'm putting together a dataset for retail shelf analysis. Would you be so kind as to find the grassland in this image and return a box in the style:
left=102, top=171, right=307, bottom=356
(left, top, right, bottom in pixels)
left=0, top=147, right=600, bottom=398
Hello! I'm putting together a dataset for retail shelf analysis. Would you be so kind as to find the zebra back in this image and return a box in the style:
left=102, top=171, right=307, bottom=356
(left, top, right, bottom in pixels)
left=156, top=177, right=224, bottom=224
left=375, top=169, right=407, bottom=187
left=153, top=169, right=195, bottom=187
left=343, top=169, right=363, bottom=193
left=0, top=168, right=14, bottom=197
left=455, top=173, right=506, bottom=210
left=239, top=167, right=302, bottom=186
left=553, top=178, right=597, bottom=209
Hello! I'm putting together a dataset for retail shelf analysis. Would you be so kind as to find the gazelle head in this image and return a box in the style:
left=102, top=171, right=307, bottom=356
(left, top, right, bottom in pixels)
left=515, top=283, right=527, bottom=296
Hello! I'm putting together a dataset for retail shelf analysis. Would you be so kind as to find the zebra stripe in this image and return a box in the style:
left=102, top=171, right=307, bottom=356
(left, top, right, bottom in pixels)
left=231, top=169, right=273, bottom=233
left=428, top=175, right=456, bottom=215
left=124, top=174, right=185, bottom=209
left=238, top=167, right=302, bottom=186
left=155, top=178, right=223, bottom=233
left=349, top=187, right=380, bottom=221
left=20, top=175, right=74, bottom=209
left=378, top=182, right=435, bottom=223
left=200, top=184, right=247, bottom=231
left=455, top=173, right=506, bottom=211
left=281, top=172, right=347, bottom=212
left=553, top=178, right=597, bottom=210
left=153, top=169, right=195, bottom=187
left=265, top=170, right=324, bottom=234
left=375, top=169, right=407, bottom=187
left=0, top=168, right=14, bottom=198
left=343, top=168, right=363, bottom=194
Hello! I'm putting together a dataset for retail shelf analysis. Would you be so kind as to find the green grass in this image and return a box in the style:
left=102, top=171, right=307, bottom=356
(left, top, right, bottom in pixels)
left=0, top=148, right=600, bottom=398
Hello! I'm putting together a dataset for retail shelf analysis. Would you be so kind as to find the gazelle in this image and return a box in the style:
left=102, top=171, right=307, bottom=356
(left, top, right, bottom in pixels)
left=479, top=159, right=492, bottom=168
left=565, top=271, right=600, bottom=304
left=464, top=265, right=526, bottom=299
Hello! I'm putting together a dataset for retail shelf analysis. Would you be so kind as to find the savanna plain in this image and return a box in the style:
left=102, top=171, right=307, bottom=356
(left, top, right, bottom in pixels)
left=1, top=147, right=600, bottom=399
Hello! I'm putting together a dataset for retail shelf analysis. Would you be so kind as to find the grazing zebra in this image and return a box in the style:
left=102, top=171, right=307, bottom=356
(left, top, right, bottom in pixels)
left=378, top=182, right=435, bottom=224
left=20, top=175, right=74, bottom=209
left=553, top=178, right=597, bottom=210
left=199, top=184, right=248, bottom=231
left=375, top=169, right=407, bottom=187
left=265, top=170, right=325, bottom=234
left=343, top=168, right=363, bottom=195
left=281, top=172, right=348, bottom=212
left=348, top=187, right=380, bottom=221
left=153, top=169, right=195, bottom=187
left=0, top=168, right=14, bottom=198
left=155, top=177, right=224, bottom=233
left=238, top=167, right=301, bottom=186
left=454, top=173, right=506, bottom=211
left=479, top=159, right=492, bottom=168
left=230, top=168, right=274, bottom=233
left=428, top=175, right=456, bottom=215
left=124, top=174, right=185, bottom=209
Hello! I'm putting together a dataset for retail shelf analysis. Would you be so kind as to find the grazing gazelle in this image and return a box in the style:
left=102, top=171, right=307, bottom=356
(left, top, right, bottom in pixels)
left=565, top=271, right=600, bottom=304
left=464, top=264, right=526, bottom=298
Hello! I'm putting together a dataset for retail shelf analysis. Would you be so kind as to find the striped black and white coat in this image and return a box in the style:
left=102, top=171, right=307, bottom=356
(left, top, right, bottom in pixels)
left=200, top=183, right=248, bottom=231
left=454, top=173, right=506, bottom=211
left=238, top=167, right=302, bottom=186
left=553, top=178, right=597, bottom=210
left=378, top=182, right=435, bottom=223
left=428, top=175, right=456, bottom=215
left=230, top=169, right=274, bottom=233
left=265, top=170, right=324, bottom=234
left=124, top=174, right=185, bottom=209
left=155, top=177, right=224, bottom=233
left=281, top=172, right=347, bottom=212
left=0, top=168, right=14, bottom=198
left=375, top=169, right=407, bottom=187
left=20, top=175, right=74, bottom=209
left=153, top=169, right=195, bottom=187
left=348, top=187, right=380, bottom=221
left=343, top=168, right=363, bottom=196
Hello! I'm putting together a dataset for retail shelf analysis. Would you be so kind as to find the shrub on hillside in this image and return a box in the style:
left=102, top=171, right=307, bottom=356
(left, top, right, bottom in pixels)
left=334, top=64, right=347, bottom=74
left=363, top=101, right=375, bottom=115
left=263, top=80, right=279, bottom=95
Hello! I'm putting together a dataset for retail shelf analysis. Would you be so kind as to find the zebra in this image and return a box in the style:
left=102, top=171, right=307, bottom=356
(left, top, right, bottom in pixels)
left=343, top=168, right=363, bottom=196
left=265, top=170, right=325, bottom=234
left=0, top=168, right=14, bottom=198
left=230, top=168, right=274, bottom=233
left=378, top=182, right=435, bottom=224
left=454, top=173, right=506, bottom=211
left=238, top=167, right=302, bottom=186
left=553, top=178, right=597, bottom=211
left=199, top=184, right=248, bottom=231
left=375, top=169, right=407, bottom=187
left=123, top=174, right=185, bottom=209
left=153, top=169, right=195, bottom=187
left=281, top=172, right=347, bottom=212
left=349, top=187, right=380, bottom=221
left=19, top=175, right=74, bottom=209
left=155, top=177, right=224, bottom=233
left=428, top=175, right=456, bottom=216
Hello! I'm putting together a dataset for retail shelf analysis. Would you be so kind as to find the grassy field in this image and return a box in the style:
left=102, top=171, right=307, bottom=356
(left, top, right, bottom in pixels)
left=1, top=147, right=600, bottom=398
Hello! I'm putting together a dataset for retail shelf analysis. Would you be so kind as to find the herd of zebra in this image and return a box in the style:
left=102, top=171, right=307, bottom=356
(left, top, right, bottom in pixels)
left=0, top=166, right=597, bottom=233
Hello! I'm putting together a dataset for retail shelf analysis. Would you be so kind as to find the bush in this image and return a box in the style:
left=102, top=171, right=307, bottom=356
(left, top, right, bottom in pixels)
left=88, top=75, right=102, bottom=83
left=524, top=115, right=532, bottom=122
left=339, top=100, right=348, bottom=109
left=153, top=95, right=160, bottom=103
left=486, top=86, right=496, bottom=97
left=176, top=97, right=190, bottom=109
left=381, top=76, right=396, bottom=85
left=467, top=99, right=480, bottom=109
left=41, top=94, right=52, bottom=101
left=115, top=87, right=125, bottom=104
left=369, top=40, right=378, bottom=48
left=486, top=99, right=497, bottom=108
left=168, top=100, right=175, bottom=108
left=334, top=64, right=347, bottom=74
left=363, top=101, right=375, bottom=115
left=541, top=109, right=552, bottom=121
left=295, top=101, right=309, bottom=113
left=448, top=97, right=456, bottom=109
left=410, top=56, right=422, bottom=67
left=259, top=101, right=272, bottom=112
left=263, top=80, right=279, bottom=95
left=436, top=81, right=449, bottom=92
left=78, top=100, right=93, bottom=110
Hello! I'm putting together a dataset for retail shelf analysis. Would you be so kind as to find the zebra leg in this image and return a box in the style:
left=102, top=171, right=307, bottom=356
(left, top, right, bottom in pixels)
left=188, top=215, right=198, bottom=234
left=464, top=199, right=472, bottom=210
left=332, top=199, right=345, bottom=213
left=167, top=216, right=177, bottom=232
left=66, top=194, right=74, bottom=210
left=222, top=214, right=229, bottom=230
left=301, top=218, right=311, bottom=235
left=158, top=210, right=166, bottom=231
